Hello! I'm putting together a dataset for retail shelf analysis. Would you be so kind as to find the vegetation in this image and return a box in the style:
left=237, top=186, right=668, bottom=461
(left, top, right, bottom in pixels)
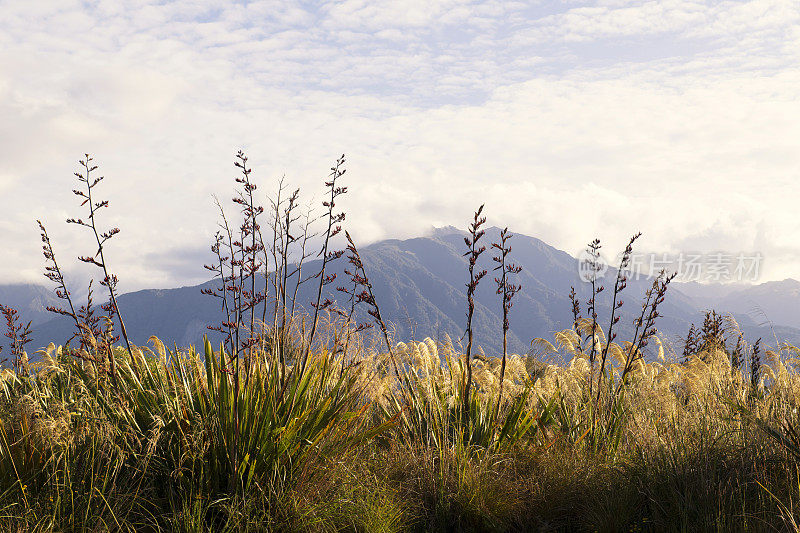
left=1, top=152, right=799, bottom=531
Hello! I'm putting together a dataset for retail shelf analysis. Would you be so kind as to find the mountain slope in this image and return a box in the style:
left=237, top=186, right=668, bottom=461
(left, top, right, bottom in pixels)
left=5, top=228, right=800, bottom=357
left=0, top=284, right=64, bottom=327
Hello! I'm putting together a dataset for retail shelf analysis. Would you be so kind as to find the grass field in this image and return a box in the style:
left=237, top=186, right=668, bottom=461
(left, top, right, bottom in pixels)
left=0, top=319, right=798, bottom=532
left=2, top=154, right=799, bottom=531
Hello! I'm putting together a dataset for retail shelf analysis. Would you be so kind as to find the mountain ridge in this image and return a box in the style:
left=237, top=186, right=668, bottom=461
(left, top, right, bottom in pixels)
left=3, top=227, right=799, bottom=357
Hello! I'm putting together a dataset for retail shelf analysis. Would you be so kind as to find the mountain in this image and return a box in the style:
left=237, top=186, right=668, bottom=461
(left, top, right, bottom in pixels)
left=674, top=279, right=800, bottom=331
left=2, top=281, right=228, bottom=355
left=3, top=227, right=800, bottom=357
left=0, top=284, right=64, bottom=327
left=0, top=284, right=66, bottom=354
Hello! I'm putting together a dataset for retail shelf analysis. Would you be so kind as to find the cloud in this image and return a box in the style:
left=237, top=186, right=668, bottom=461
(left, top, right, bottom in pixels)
left=141, top=245, right=217, bottom=286
left=0, top=0, right=798, bottom=292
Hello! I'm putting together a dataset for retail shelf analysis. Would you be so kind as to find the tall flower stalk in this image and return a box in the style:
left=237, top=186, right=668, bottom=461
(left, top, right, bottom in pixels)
left=0, top=305, right=31, bottom=371
left=491, top=227, right=522, bottom=422
left=463, top=205, right=487, bottom=413
left=66, top=155, right=131, bottom=382
left=303, top=155, right=347, bottom=375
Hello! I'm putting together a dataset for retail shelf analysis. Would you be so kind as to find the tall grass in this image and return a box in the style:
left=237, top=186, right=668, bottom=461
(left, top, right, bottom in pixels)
left=2, top=325, right=800, bottom=530
left=2, top=150, right=800, bottom=530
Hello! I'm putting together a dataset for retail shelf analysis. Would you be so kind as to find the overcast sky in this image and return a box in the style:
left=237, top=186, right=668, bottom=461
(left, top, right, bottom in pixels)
left=1, top=0, right=799, bottom=291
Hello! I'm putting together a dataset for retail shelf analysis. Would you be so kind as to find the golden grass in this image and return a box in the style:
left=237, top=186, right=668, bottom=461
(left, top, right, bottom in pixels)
left=0, top=321, right=798, bottom=531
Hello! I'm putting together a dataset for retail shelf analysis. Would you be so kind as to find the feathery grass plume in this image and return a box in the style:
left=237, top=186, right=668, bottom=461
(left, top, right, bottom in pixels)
left=491, top=227, right=522, bottom=422
left=385, top=336, right=541, bottom=455
left=0, top=305, right=31, bottom=371
left=66, top=154, right=132, bottom=380
left=303, top=154, right=347, bottom=375
left=462, top=205, right=487, bottom=414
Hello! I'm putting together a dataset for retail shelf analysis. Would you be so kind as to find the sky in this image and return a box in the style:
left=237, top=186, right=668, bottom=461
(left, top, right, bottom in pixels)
left=1, top=0, right=799, bottom=292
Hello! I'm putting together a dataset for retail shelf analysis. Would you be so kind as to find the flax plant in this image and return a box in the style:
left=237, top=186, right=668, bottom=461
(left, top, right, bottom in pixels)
left=491, top=227, right=522, bottom=423
left=0, top=305, right=31, bottom=371
left=462, top=205, right=487, bottom=414
left=66, top=155, right=132, bottom=363
left=303, top=155, right=347, bottom=375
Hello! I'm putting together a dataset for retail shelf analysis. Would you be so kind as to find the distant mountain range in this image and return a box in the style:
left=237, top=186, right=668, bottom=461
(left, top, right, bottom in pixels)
left=676, top=279, right=800, bottom=331
left=3, top=227, right=800, bottom=358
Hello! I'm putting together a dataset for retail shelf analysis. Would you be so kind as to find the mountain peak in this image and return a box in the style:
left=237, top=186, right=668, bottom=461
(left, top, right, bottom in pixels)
left=5, top=229, right=800, bottom=355
left=426, top=225, right=465, bottom=238
left=427, top=225, right=511, bottom=239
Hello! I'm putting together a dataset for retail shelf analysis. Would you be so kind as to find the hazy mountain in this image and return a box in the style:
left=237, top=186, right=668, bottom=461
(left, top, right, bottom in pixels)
left=3, top=281, right=228, bottom=354
left=0, top=284, right=64, bottom=326
left=3, top=228, right=800, bottom=357
left=0, top=284, right=66, bottom=353
left=675, top=279, right=800, bottom=331
left=672, top=281, right=747, bottom=301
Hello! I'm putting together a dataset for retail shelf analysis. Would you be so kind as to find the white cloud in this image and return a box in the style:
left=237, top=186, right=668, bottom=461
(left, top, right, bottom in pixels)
left=0, top=0, right=798, bottom=292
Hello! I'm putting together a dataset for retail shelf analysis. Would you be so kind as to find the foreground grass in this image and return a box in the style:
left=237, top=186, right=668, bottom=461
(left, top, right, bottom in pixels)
left=0, top=330, right=799, bottom=532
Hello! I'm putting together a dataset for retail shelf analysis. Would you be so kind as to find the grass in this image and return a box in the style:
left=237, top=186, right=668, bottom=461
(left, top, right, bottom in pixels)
left=0, top=327, right=797, bottom=532
left=3, top=151, right=799, bottom=531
